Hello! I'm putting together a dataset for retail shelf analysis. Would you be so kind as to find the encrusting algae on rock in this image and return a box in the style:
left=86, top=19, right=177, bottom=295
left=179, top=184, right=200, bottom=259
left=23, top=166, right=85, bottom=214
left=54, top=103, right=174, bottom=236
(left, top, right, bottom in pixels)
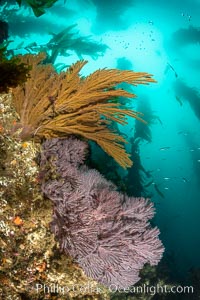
left=0, top=93, right=110, bottom=300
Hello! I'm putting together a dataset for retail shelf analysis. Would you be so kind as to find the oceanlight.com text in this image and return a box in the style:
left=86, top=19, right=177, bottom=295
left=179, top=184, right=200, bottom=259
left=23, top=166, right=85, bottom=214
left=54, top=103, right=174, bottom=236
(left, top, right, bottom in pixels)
left=109, top=283, right=194, bottom=295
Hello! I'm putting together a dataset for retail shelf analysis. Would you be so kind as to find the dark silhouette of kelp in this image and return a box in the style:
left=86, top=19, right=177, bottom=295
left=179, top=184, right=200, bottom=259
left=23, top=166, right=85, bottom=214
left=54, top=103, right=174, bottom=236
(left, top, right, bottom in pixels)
left=115, top=58, right=158, bottom=197
left=91, top=0, right=134, bottom=32
left=0, top=3, right=62, bottom=37
left=44, top=24, right=109, bottom=64
left=170, top=26, right=200, bottom=49
left=87, top=139, right=127, bottom=193
left=5, top=24, right=108, bottom=65
left=116, top=57, right=133, bottom=70
left=173, top=79, right=200, bottom=121
left=116, top=57, right=136, bottom=96
left=126, top=138, right=152, bottom=197
left=132, top=95, right=162, bottom=145
left=134, top=96, right=157, bottom=144
left=183, top=133, right=200, bottom=186
left=16, top=0, right=59, bottom=17
left=0, top=20, right=8, bottom=43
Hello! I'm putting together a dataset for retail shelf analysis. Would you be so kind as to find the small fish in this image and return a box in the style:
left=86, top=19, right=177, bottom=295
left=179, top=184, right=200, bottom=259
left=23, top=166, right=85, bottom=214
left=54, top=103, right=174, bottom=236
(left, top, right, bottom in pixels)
left=175, top=95, right=183, bottom=106
left=153, top=116, right=163, bottom=125
left=160, top=146, right=171, bottom=151
left=157, top=117, right=163, bottom=126
left=164, top=177, right=170, bottom=180
left=164, top=187, right=169, bottom=190
left=167, top=62, right=178, bottom=77
left=178, top=131, right=188, bottom=136
left=16, top=41, right=24, bottom=50
left=145, top=170, right=153, bottom=178
left=154, top=184, right=165, bottom=198
left=25, top=42, right=37, bottom=49
left=164, top=62, right=178, bottom=77
left=182, top=177, right=189, bottom=183
left=144, top=179, right=154, bottom=188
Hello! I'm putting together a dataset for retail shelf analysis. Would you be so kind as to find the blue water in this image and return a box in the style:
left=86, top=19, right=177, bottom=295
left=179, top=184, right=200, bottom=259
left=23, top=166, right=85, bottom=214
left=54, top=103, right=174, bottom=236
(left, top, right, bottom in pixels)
left=2, top=0, right=200, bottom=286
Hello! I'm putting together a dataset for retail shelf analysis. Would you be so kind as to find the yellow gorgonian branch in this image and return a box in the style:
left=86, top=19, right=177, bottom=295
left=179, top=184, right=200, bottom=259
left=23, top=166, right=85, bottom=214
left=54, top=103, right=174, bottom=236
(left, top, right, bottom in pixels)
left=11, top=53, right=156, bottom=168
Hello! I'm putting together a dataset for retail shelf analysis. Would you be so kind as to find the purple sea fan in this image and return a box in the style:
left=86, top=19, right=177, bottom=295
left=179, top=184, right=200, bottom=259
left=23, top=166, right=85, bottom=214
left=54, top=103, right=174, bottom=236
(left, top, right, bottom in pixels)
left=40, top=136, right=164, bottom=288
left=40, top=136, right=88, bottom=170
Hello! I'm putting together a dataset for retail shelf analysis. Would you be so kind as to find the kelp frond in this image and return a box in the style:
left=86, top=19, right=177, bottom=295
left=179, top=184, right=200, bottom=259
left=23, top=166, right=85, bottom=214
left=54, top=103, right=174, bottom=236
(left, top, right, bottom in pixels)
left=12, top=53, right=156, bottom=168
left=16, top=0, right=59, bottom=17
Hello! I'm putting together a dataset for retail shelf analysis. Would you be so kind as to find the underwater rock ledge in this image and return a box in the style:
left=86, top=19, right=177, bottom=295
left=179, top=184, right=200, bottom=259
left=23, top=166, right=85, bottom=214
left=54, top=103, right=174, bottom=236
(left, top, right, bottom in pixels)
left=0, top=93, right=110, bottom=300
